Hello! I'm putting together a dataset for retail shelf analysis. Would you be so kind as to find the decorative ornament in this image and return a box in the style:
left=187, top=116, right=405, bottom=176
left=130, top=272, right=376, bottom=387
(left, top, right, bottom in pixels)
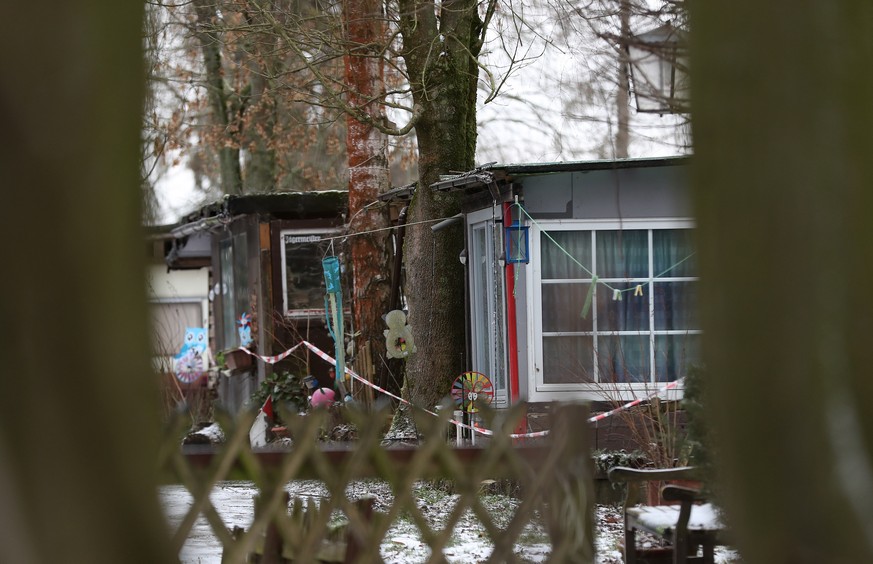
left=237, top=312, right=253, bottom=347
left=451, top=372, right=494, bottom=413
left=310, top=387, right=336, bottom=409
left=174, top=327, right=208, bottom=383
left=384, top=310, right=417, bottom=359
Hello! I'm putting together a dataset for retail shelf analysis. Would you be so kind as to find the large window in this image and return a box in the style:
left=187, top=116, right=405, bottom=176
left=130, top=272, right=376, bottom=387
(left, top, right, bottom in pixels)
left=531, top=220, right=699, bottom=393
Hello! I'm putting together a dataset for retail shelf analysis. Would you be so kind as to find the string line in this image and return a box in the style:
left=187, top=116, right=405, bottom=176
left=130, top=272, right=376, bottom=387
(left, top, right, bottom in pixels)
left=514, top=203, right=697, bottom=296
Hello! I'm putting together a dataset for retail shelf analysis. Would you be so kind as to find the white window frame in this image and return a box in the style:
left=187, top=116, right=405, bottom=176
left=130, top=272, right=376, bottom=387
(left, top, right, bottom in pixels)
left=466, top=208, right=509, bottom=408
left=527, top=217, right=698, bottom=402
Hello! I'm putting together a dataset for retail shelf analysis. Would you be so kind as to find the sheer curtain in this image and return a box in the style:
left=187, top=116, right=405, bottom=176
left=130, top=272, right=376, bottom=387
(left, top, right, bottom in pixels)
left=541, top=231, right=594, bottom=383
left=595, top=230, right=649, bottom=382
left=652, top=229, right=698, bottom=381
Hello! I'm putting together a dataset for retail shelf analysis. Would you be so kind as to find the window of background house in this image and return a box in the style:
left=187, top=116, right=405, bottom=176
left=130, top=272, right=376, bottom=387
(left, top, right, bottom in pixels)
left=150, top=301, right=204, bottom=360
left=534, top=221, right=699, bottom=389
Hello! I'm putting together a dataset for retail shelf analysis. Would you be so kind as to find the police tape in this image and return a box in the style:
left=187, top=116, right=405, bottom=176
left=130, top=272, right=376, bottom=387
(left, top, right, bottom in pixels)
left=236, top=341, right=684, bottom=439
left=238, top=343, right=303, bottom=364
left=587, top=379, right=684, bottom=424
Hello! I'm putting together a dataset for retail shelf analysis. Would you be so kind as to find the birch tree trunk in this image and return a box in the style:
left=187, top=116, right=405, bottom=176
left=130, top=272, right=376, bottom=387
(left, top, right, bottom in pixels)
left=0, top=2, right=173, bottom=562
left=692, top=3, right=873, bottom=561
left=343, top=0, right=395, bottom=398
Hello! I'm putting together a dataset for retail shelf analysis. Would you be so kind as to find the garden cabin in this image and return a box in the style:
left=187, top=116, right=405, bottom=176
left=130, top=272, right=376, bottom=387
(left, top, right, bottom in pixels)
left=168, top=191, right=349, bottom=411
left=432, top=156, right=696, bottom=408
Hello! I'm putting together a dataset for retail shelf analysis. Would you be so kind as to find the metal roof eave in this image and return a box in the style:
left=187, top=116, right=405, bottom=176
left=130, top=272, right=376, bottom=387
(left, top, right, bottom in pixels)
left=428, top=155, right=690, bottom=193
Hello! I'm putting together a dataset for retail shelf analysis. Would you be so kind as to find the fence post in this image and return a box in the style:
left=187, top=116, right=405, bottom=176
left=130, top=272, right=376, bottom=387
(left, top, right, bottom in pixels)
left=546, top=404, right=594, bottom=563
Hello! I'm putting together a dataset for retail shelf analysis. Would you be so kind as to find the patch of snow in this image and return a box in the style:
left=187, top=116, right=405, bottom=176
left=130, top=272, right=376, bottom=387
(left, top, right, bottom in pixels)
left=628, top=502, right=722, bottom=531
left=159, top=481, right=740, bottom=563
left=193, top=423, right=225, bottom=444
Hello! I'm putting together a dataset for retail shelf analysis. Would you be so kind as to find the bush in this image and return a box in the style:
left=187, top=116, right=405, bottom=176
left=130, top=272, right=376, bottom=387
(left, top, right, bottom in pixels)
left=250, top=371, right=308, bottom=423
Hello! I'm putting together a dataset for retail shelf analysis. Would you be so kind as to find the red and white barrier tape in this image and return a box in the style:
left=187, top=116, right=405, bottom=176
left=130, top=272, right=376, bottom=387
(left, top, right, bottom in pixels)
left=587, top=379, right=684, bottom=424
left=238, top=341, right=683, bottom=439
left=239, top=342, right=303, bottom=364
left=295, top=340, right=498, bottom=437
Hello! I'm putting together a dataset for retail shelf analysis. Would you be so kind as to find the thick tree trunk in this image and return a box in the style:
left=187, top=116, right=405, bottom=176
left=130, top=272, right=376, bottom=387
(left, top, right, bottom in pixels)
left=343, top=0, right=395, bottom=399
left=398, top=0, right=481, bottom=410
left=244, top=3, right=277, bottom=192
left=0, top=3, right=173, bottom=562
left=692, top=3, right=873, bottom=561
left=194, top=0, right=243, bottom=195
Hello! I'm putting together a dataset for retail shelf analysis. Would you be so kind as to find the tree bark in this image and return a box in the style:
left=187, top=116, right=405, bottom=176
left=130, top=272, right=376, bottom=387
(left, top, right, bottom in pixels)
left=692, top=2, right=873, bottom=561
left=194, top=0, right=243, bottom=195
left=343, top=0, right=395, bottom=398
left=398, top=0, right=482, bottom=410
left=243, top=1, right=277, bottom=192
left=0, top=2, right=173, bottom=562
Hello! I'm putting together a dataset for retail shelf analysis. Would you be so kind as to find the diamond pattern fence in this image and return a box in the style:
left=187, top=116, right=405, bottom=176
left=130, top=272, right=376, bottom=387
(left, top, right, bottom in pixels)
left=160, top=403, right=594, bottom=563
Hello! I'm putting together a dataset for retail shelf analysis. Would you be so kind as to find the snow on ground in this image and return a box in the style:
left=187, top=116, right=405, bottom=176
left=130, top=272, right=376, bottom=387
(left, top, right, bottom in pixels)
left=159, top=481, right=738, bottom=563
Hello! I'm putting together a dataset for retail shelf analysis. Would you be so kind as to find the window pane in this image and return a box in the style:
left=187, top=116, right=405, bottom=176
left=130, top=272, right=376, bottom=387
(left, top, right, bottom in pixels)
left=597, top=335, right=650, bottom=383
left=654, top=334, right=701, bottom=382
left=541, top=231, right=592, bottom=279
left=653, top=281, right=698, bottom=330
left=543, top=336, right=594, bottom=383
left=284, top=233, right=333, bottom=311
left=232, top=232, right=249, bottom=324
left=219, top=239, right=236, bottom=348
left=653, top=229, right=696, bottom=277
left=542, top=283, right=594, bottom=332
left=596, top=230, right=648, bottom=279
left=596, top=283, right=648, bottom=332
left=472, top=226, right=493, bottom=376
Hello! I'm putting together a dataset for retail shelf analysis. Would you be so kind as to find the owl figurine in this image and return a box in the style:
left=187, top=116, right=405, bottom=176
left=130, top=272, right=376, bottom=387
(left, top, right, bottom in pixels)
left=174, top=327, right=208, bottom=383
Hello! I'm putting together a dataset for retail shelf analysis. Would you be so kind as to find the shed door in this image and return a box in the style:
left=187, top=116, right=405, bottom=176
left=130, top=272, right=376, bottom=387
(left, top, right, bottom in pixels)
left=467, top=208, right=508, bottom=408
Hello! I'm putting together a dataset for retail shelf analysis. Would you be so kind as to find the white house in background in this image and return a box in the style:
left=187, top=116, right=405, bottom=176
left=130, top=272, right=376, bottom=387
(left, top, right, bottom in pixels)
left=146, top=229, right=211, bottom=374
left=431, top=156, right=697, bottom=406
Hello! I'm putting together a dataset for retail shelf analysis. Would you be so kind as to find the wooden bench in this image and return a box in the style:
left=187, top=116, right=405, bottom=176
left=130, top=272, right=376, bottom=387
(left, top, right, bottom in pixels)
left=608, top=466, right=727, bottom=564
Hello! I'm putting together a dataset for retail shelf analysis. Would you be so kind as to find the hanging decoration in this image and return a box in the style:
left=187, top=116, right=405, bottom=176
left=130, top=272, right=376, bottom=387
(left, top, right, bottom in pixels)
left=451, top=371, right=494, bottom=413
left=514, top=201, right=697, bottom=304
left=173, top=327, right=209, bottom=383
left=322, top=256, right=351, bottom=402
left=504, top=220, right=530, bottom=264
left=384, top=310, right=417, bottom=359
